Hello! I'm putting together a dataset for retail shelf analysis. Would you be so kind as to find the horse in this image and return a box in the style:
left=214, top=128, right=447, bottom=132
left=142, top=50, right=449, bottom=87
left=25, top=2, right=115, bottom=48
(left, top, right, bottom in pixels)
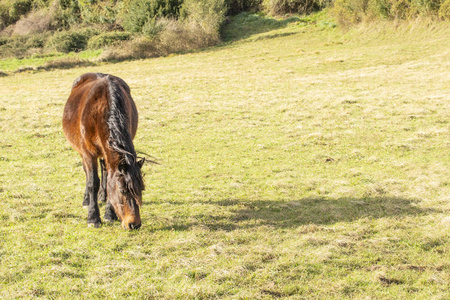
left=62, top=73, right=145, bottom=230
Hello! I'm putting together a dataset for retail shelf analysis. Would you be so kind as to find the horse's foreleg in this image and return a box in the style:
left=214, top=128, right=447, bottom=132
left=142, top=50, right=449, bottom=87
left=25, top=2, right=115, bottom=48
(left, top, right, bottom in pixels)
left=83, top=156, right=101, bottom=228
left=99, top=158, right=118, bottom=222
left=98, top=159, right=107, bottom=203
left=104, top=199, right=118, bottom=222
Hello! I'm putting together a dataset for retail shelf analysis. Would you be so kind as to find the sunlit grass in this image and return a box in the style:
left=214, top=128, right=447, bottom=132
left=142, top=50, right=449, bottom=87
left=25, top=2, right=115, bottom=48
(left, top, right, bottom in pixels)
left=0, top=49, right=102, bottom=72
left=0, top=17, right=449, bottom=299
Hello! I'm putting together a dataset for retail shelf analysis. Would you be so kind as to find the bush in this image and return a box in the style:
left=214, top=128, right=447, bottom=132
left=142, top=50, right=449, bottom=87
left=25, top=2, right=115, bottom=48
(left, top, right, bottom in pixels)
left=333, top=0, right=369, bottom=25
left=95, top=0, right=227, bottom=61
left=87, top=31, right=132, bottom=49
left=0, top=0, right=33, bottom=29
left=48, top=28, right=98, bottom=53
left=78, top=0, right=119, bottom=24
left=226, top=0, right=263, bottom=15
left=439, top=0, right=450, bottom=19
left=120, top=0, right=183, bottom=33
left=53, top=0, right=82, bottom=28
left=333, top=0, right=445, bottom=24
left=263, top=0, right=329, bottom=15
left=9, top=0, right=33, bottom=21
left=0, top=33, right=49, bottom=58
left=96, top=36, right=158, bottom=61
left=181, top=0, right=227, bottom=37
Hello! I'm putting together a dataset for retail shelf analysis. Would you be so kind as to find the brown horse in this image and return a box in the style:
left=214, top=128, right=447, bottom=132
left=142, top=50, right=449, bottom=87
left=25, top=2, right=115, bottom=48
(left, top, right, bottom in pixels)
left=63, top=73, right=145, bottom=229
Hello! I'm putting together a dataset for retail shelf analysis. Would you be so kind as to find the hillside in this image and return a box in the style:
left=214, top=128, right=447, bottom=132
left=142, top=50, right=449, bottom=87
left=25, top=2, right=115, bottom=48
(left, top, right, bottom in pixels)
left=1, top=17, right=449, bottom=297
left=1, top=0, right=449, bottom=73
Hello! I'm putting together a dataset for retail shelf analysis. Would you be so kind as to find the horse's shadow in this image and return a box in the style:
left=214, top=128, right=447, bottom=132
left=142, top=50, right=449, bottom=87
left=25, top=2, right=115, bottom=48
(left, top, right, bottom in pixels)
left=154, top=197, right=435, bottom=231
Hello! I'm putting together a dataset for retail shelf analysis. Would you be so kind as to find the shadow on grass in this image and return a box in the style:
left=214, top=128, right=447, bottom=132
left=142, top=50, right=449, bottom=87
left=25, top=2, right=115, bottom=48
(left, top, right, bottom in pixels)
left=221, top=13, right=302, bottom=42
left=156, top=197, right=435, bottom=231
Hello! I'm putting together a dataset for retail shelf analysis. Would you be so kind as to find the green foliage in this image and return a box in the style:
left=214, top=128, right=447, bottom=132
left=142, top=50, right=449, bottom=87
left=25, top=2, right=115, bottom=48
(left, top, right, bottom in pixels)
left=182, top=0, right=227, bottom=34
left=226, top=0, right=263, bottom=15
left=121, top=0, right=183, bottom=33
left=54, top=0, right=82, bottom=28
left=333, top=0, right=446, bottom=24
left=141, top=17, right=166, bottom=38
left=263, top=0, right=330, bottom=15
left=333, top=0, right=369, bottom=25
left=439, top=0, right=450, bottom=19
left=87, top=31, right=132, bottom=49
left=0, top=0, right=33, bottom=29
left=0, top=33, right=50, bottom=58
left=31, top=0, right=51, bottom=9
left=78, top=0, right=120, bottom=24
left=48, top=28, right=98, bottom=53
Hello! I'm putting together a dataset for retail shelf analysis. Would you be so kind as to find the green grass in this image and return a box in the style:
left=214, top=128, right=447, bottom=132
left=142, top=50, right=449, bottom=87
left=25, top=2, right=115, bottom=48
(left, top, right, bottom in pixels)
left=0, top=50, right=102, bottom=72
left=0, top=17, right=449, bottom=299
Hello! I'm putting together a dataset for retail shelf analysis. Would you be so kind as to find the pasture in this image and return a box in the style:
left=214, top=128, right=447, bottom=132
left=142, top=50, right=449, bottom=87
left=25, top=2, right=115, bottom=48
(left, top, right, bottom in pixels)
left=0, top=18, right=449, bottom=298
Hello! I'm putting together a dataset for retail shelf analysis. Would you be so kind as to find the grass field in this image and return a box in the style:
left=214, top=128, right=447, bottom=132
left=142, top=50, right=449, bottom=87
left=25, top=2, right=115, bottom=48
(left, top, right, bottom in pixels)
left=0, top=16, right=449, bottom=299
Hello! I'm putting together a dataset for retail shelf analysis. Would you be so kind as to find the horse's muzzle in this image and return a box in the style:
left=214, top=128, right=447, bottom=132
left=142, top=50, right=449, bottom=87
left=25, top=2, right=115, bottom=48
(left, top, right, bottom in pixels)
left=127, top=222, right=141, bottom=230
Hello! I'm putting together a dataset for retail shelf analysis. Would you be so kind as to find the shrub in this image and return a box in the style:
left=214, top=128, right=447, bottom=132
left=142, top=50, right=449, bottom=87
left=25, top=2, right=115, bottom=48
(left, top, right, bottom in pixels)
left=87, top=31, right=132, bottom=49
left=9, top=0, right=33, bottom=21
left=263, top=0, right=329, bottom=15
left=78, top=0, right=119, bottom=24
left=181, top=0, right=227, bottom=37
left=439, top=0, right=450, bottom=19
left=333, top=0, right=445, bottom=23
left=96, top=36, right=158, bottom=61
left=226, top=0, right=263, bottom=15
left=0, top=33, right=50, bottom=58
left=0, top=0, right=33, bottom=29
left=48, top=28, right=98, bottom=53
left=53, top=0, right=82, bottom=28
left=120, top=0, right=183, bottom=33
left=142, top=17, right=166, bottom=38
left=333, top=0, right=368, bottom=25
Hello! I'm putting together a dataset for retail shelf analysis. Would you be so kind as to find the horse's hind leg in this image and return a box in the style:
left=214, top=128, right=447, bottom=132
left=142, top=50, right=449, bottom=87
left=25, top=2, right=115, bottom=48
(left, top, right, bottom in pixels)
left=83, top=155, right=102, bottom=228
left=82, top=188, right=89, bottom=208
left=82, top=163, right=90, bottom=208
left=98, top=159, right=107, bottom=203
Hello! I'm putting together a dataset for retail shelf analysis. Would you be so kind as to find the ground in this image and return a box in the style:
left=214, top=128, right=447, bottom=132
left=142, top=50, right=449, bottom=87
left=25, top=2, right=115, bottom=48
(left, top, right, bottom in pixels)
left=0, top=17, right=449, bottom=299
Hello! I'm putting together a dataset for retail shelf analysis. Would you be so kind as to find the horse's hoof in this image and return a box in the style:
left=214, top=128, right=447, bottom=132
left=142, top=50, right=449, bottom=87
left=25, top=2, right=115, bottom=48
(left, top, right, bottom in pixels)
left=104, top=213, right=118, bottom=223
left=88, top=222, right=102, bottom=228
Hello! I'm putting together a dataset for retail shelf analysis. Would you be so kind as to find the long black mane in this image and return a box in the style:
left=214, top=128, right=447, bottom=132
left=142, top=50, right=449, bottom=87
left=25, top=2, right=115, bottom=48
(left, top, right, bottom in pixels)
left=104, top=74, right=145, bottom=202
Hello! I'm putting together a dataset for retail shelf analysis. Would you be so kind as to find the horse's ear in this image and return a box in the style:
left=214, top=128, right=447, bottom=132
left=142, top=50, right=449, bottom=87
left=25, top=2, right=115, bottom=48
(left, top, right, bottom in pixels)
left=137, top=157, right=145, bottom=169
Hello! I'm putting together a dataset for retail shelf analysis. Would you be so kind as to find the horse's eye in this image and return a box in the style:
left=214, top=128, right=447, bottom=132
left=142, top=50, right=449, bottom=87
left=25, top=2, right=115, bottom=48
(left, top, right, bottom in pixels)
left=120, top=189, right=127, bottom=196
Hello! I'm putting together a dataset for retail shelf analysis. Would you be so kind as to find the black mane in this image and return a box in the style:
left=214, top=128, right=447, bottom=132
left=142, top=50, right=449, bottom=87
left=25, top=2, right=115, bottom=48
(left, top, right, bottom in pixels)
left=104, top=74, right=145, bottom=201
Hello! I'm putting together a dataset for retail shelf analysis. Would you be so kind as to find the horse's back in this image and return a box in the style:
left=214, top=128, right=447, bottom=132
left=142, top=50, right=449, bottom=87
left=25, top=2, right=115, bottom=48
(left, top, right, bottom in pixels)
left=63, top=73, right=110, bottom=157
left=62, top=73, right=137, bottom=158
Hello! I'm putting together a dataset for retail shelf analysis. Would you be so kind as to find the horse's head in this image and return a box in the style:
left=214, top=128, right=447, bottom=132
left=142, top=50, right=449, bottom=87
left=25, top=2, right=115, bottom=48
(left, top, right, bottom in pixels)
left=107, top=158, right=145, bottom=230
